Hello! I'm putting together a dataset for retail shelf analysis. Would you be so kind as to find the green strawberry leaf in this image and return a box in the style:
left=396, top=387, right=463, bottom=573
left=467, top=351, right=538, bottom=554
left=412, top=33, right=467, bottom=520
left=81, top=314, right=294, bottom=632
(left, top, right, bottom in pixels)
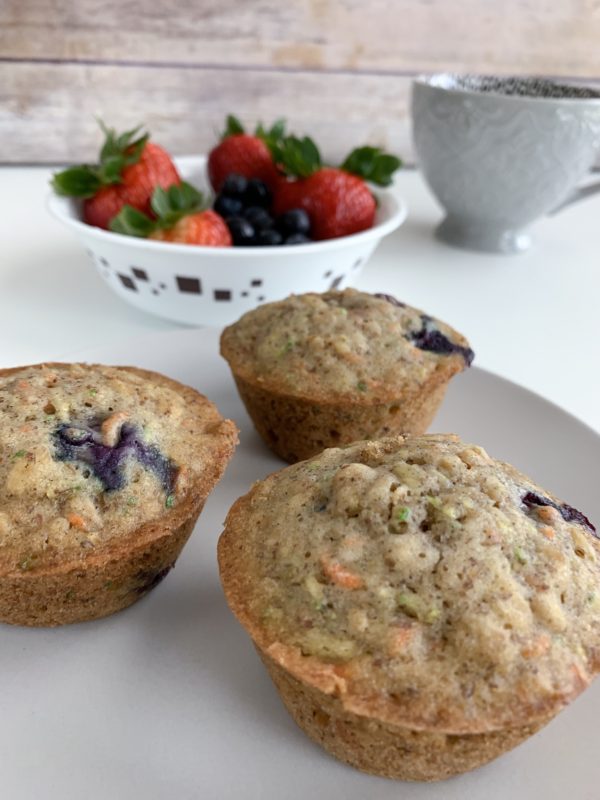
left=52, top=120, right=150, bottom=197
left=171, top=181, right=203, bottom=211
left=111, top=181, right=204, bottom=239
left=150, top=186, right=172, bottom=219
left=99, top=121, right=148, bottom=168
left=109, top=205, right=156, bottom=237
left=222, top=114, right=245, bottom=139
left=341, top=147, right=402, bottom=186
left=255, top=118, right=286, bottom=150
left=271, top=135, right=322, bottom=178
left=51, top=166, right=102, bottom=198
left=116, top=125, right=144, bottom=151
left=269, top=119, right=286, bottom=140
left=370, top=154, right=402, bottom=186
left=98, top=154, right=126, bottom=184
left=151, top=181, right=204, bottom=228
left=122, top=133, right=149, bottom=167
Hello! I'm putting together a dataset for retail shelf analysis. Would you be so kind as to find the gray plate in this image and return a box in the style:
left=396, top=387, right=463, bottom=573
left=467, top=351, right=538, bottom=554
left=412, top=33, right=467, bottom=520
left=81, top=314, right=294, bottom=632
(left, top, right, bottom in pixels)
left=2, top=327, right=598, bottom=799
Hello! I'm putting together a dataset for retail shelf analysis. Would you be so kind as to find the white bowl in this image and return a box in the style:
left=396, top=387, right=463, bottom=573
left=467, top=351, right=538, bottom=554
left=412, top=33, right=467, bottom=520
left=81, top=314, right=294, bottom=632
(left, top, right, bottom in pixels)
left=47, top=156, right=407, bottom=326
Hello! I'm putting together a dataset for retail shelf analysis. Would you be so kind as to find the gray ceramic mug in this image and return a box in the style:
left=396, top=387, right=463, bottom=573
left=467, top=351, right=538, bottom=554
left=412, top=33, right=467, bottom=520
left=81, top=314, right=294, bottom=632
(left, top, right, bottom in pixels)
left=412, top=75, right=600, bottom=253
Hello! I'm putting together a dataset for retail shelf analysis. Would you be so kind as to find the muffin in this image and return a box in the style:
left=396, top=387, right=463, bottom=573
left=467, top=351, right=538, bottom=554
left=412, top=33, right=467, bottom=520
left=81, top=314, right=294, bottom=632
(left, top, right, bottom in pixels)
left=220, top=290, right=473, bottom=463
left=0, top=363, right=237, bottom=626
left=218, top=434, right=599, bottom=781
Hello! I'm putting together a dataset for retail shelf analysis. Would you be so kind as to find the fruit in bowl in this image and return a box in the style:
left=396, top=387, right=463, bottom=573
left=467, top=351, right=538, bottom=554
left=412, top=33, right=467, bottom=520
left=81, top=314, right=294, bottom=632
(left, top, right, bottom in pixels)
left=110, top=182, right=232, bottom=247
left=52, top=122, right=181, bottom=231
left=207, top=115, right=283, bottom=192
left=52, top=117, right=402, bottom=248
left=47, top=120, right=407, bottom=327
left=208, top=116, right=402, bottom=245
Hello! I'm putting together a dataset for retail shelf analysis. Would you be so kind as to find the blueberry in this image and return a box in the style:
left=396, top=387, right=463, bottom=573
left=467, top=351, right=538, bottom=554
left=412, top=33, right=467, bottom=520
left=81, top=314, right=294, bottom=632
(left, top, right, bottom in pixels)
left=243, top=206, right=274, bottom=231
left=522, top=491, right=597, bottom=536
left=244, top=179, right=272, bottom=208
left=278, top=209, right=311, bottom=236
left=53, top=421, right=176, bottom=494
left=407, top=315, right=474, bottom=366
left=256, top=229, right=283, bottom=246
left=214, top=194, right=243, bottom=218
left=132, top=438, right=175, bottom=491
left=221, top=173, right=248, bottom=197
left=285, top=233, right=312, bottom=245
left=227, top=216, right=255, bottom=246
left=561, top=502, right=597, bottom=533
left=135, top=564, right=174, bottom=595
left=374, top=293, right=406, bottom=308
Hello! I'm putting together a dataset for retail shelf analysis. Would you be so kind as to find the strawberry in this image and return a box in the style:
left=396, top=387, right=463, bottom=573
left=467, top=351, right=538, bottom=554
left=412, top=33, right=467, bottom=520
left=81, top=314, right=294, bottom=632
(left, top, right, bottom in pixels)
left=207, top=115, right=283, bottom=192
left=84, top=142, right=180, bottom=230
left=52, top=123, right=180, bottom=230
left=274, top=168, right=376, bottom=240
left=208, top=136, right=278, bottom=192
left=150, top=211, right=231, bottom=246
left=110, top=182, right=231, bottom=247
left=271, top=137, right=401, bottom=240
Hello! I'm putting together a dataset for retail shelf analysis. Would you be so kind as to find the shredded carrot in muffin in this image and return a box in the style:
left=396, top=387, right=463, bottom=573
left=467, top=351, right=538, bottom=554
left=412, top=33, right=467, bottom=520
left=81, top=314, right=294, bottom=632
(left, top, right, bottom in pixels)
left=66, top=513, right=87, bottom=531
left=320, top=556, right=364, bottom=589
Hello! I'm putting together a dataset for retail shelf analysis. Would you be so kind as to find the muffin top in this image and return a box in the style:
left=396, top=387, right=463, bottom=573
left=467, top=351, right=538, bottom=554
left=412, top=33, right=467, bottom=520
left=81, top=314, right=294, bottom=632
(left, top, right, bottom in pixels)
left=220, top=290, right=473, bottom=402
left=0, top=363, right=237, bottom=572
left=219, top=434, right=600, bottom=734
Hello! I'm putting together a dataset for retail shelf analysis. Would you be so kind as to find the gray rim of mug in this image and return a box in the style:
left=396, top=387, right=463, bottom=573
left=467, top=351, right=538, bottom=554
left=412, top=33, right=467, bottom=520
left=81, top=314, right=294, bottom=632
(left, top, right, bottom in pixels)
left=414, top=73, right=600, bottom=105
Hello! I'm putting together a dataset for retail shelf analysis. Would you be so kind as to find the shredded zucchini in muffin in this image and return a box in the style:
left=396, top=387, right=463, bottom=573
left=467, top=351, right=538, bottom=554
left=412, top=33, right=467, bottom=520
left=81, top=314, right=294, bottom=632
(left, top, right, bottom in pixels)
left=220, top=290, right=473, bottom=402
left=226, top=435, right=599, bottom=730
left=0, top=364, right=211, bottom=564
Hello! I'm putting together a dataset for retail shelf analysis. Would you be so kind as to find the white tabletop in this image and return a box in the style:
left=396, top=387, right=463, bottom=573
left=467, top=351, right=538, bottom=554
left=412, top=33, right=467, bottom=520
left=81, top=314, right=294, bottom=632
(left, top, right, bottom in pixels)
left=1, top=166, right=598, bottom=432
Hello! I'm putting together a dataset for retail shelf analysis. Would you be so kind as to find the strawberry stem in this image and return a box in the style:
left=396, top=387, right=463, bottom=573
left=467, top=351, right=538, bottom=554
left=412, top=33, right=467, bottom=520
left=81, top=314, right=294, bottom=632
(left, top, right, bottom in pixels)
left=51, top=120, right=150, bottom=197
left=255, top=118, right=286, bottom=150
left=51, top=167, right=102, bottom=198
left=269, top=135, right=322, bottom=178
left=109, top=181, right=205, bottom=237
left=109, top=206, right=156, bottom=237
left=341, top=146, right=402, bottom=186
left=221, top=114, right=245, bottom=139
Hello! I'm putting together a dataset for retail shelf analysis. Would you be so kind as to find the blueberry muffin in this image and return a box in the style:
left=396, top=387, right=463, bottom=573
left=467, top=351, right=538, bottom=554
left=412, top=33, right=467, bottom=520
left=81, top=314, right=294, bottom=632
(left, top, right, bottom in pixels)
left=218, top=434, right=599, bottom=781
left=0, top=363, right=237, bottom=626
left=220, top=290, right=473, bottom=462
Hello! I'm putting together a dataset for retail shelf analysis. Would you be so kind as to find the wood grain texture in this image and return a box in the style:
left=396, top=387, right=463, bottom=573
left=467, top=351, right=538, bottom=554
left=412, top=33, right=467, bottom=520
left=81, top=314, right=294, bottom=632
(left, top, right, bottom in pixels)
left=1, top=0, right=600, bottom=163
left=2, top=0, right=600, bottom=76
left=0, top=62, right=413, bottom=164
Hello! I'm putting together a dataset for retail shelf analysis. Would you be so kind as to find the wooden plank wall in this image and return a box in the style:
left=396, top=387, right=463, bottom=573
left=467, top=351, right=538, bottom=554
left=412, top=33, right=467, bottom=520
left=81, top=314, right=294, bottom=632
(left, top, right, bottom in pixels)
left=1, top=0, right=600, bottom=164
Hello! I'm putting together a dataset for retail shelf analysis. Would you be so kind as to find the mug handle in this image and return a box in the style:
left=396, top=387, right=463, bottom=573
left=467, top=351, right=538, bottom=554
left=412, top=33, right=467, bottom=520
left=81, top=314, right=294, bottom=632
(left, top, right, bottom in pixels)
left=550, top=181, right=600, bottom=214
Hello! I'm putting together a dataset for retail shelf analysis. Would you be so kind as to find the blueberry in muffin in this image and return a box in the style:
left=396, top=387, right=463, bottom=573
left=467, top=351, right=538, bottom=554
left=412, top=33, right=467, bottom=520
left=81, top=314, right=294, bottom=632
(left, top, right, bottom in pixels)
left=0, top=363, right=237, bottom=626
left=218, top=434, right=599, bottom=781
left=220, top=290, right=473, bottom=462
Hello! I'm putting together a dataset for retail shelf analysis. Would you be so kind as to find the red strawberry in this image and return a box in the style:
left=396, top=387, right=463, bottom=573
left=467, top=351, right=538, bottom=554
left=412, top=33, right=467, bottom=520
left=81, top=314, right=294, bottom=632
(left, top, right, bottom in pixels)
left=207, top=115, right=283, bottom=192
left=271, top=138, right=401, bottom=240
left=110, top=182, right=231, bottom=247
left=208, top=135, right=279, bottom=192
left=52, top=123, right=180, bottom=230
left=150, top=210, right=231, bottom=246
left=84, top=142, right=180, bottom=229
left=274, top=168, right=376, bottom=240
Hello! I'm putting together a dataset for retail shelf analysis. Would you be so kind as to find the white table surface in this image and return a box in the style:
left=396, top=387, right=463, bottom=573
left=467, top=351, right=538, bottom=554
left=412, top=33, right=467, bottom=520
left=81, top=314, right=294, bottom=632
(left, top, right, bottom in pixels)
left=0, top=166, right=598, bottom=432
